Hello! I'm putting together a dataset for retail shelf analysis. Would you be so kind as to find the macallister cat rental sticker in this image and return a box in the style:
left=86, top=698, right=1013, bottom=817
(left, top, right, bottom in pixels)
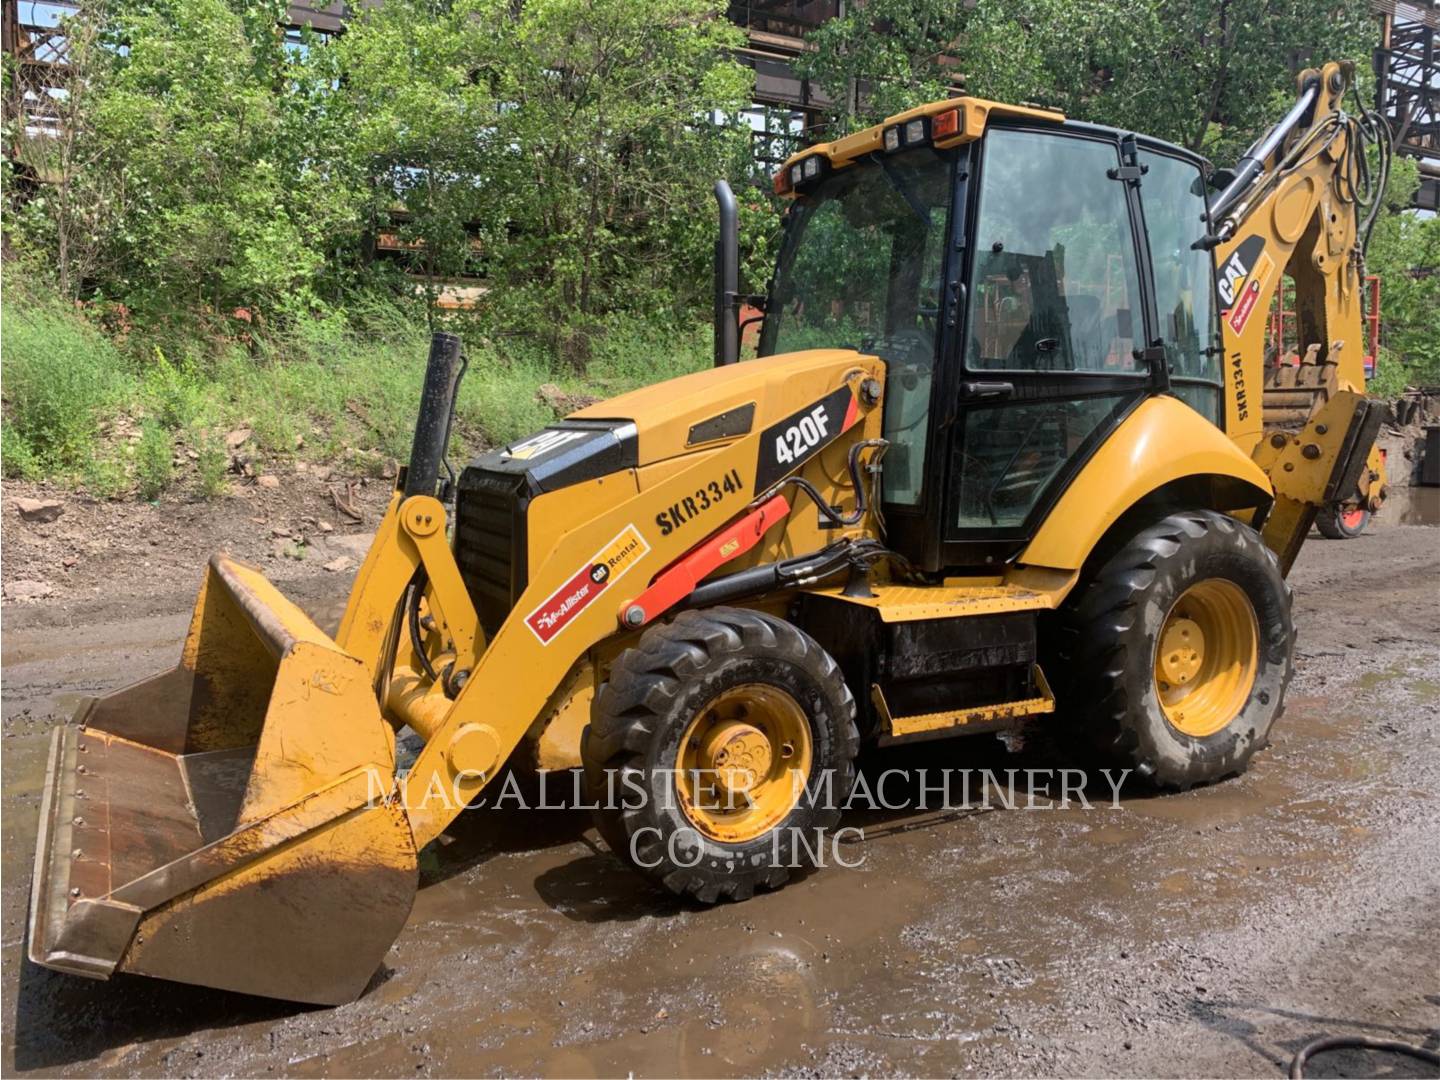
left=524, top=525, right=650, bottom=644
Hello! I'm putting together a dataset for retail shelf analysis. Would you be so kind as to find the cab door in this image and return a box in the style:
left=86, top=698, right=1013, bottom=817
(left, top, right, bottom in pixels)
left=938, top=125, right=1156, bottom=565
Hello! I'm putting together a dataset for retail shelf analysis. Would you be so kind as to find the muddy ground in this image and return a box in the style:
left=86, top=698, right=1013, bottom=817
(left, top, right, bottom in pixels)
left=2, top=509, right=1438, bottom=1077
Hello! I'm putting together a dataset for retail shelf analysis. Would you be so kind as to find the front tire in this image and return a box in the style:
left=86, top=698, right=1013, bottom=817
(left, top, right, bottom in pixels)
left=1056, top=510, right=1294, bottom=789
left=582, top=608, right=858, bottom=903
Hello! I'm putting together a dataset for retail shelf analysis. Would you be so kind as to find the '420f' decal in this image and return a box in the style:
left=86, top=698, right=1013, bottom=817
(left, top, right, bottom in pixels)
left=754, top=385, right=859, bottom=491
left=656, top=468, right=744, bottom=536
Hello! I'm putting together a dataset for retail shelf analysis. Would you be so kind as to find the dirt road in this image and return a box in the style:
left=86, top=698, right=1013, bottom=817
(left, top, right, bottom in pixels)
left=3, top=521, right=1438, bottom=1078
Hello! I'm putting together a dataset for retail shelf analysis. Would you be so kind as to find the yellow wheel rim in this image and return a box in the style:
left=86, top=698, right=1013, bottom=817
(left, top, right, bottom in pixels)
left=1154, top=578, right=1260, bottom=738
left=676, top=684, right=813, bottom=843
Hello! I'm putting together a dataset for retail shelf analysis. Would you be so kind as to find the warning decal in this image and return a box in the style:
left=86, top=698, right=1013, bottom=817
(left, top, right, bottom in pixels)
left=525, top=525, right=650, bottom=644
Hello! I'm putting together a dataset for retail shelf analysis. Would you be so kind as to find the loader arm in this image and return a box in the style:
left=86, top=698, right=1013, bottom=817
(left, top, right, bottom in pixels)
left=396, top=354, right=882, bottom=848
left=1209, top=60, right=1390, bottom=570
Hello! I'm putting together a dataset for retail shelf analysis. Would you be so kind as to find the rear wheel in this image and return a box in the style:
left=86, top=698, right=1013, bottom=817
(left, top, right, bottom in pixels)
left=1315, top=503, right=1370, bottom=539
left=582, top=608, right=858, bottom=903
left=1055, top=510, right=1294, bottom=789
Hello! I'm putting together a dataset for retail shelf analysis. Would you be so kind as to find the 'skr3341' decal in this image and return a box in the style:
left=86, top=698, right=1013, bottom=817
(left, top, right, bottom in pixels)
left=754, top=384, right=860, bottom=491
left=656, top=468, right=744, bottom=536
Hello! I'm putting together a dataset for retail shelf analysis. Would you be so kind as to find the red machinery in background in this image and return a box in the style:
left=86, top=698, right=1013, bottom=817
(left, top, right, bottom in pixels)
left=1269, top=273, right=1382, bottom=375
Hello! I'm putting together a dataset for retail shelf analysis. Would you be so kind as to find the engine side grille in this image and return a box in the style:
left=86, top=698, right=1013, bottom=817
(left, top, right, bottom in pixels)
left=454, top=468, right=529, bottom=640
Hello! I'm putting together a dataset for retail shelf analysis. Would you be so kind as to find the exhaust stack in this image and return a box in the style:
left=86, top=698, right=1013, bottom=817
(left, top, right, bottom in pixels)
left=713, top=180, right=740, bottom=367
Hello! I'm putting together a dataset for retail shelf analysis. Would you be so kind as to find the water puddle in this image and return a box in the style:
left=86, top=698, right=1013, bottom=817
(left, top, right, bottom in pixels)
left=1384, top=484, right=1440, bottom=526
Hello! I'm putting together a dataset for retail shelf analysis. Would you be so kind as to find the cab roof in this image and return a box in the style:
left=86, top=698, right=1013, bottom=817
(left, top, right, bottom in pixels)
left=775, top=97, right=1209, bottom=196
left=776, top=97, right=1064, bottom=192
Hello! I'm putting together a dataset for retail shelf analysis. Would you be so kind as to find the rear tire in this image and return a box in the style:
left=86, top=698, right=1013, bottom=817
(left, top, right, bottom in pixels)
left=1315, top=503, right=1370, bottom=539
left=1054, top=510, right=1294, bottom=789
left=582, top=607, right=858, bottom=903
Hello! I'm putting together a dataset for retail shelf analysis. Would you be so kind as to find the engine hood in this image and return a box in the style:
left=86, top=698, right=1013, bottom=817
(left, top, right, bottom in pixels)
left=467, top=348, right=872, bottom=494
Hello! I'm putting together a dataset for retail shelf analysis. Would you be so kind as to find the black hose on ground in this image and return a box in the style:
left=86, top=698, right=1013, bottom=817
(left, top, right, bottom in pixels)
left=1288, top=1034, right=1440, bottom=1078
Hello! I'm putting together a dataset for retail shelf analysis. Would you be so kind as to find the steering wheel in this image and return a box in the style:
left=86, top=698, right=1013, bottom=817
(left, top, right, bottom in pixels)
left=876, top=328, right=935, bottom=436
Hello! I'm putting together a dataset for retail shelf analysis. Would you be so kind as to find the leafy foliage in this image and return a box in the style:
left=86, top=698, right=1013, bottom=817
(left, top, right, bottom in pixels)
left=1365, top=159, right=1440, bottom=385
left=798, top=0, right=1372, bottom=154
left=76, top=0, right=362, bottom=322
left=3, top=0, right=1434, bottom=501
left=340, top=0, right=754, bottom=360
left=0, top=289, right=122, bottom=474
left=6, top=0, right=753, bottom=346
left=135, top=419, right=174, bottom=500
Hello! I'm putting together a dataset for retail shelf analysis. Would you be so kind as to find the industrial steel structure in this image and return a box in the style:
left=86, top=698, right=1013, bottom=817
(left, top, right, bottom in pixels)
left=1374, top=1, right=1440, bottom=210
left=2, top=0, right=75, bottom=186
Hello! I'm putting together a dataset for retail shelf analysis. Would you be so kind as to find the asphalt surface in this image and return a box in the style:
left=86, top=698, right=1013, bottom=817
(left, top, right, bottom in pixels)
left=2, top=521, right=1437, bottom=1077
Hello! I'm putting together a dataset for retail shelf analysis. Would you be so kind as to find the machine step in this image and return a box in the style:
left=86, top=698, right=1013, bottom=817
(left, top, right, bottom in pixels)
left=872, top=665, right=1055, bottom=742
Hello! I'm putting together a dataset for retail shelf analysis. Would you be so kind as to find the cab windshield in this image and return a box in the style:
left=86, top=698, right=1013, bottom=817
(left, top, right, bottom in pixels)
left=759, top=150, right=954, bottom=505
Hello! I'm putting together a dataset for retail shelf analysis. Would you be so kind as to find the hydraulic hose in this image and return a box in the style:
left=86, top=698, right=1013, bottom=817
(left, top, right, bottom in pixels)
left=1211, top=80, right=1321, bottom=223
left=685, top=537, right=898, bottom=609
left=1289, top=1035, right=1440, bottom=1078
left=1207, top=76, right=1392, bottom=258
left=406, top=566, right=439, bottom=683
left=773, top=439, right=889, bottom=530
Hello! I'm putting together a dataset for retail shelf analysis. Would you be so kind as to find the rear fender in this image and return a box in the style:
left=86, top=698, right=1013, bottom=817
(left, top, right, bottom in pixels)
left=1020, top=396, right=1274, bottom=571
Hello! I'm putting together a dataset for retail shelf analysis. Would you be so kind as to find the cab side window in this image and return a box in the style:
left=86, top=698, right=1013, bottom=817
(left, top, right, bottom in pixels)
left=953, top=130, right=1143, bottom=531
left=1139, top=150, right=1222, bottom=424
left=967, top=130, right=1144, bottom=374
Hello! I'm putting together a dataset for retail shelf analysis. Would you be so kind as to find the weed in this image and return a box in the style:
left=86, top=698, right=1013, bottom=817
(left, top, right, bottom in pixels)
left=1, top=297, right=125, bottom=472
left=1366, top=348, right=1412, bottom=400
left=82, top=453, right=129, bottom=499
left=1, top=425, right=41, bottom=480
left=136, top=419, right=173, bottom=500
left=194, top=429, right=230, bottom=499
left=141, top=346, right=208, bottom=431
left=3, top=282, right=718, bottom=492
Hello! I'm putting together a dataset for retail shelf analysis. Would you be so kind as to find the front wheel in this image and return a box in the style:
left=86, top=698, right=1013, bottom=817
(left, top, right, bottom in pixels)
left=1055, top=510, right=1295, bottom=789
left=582, top=608, right=858, bottom=903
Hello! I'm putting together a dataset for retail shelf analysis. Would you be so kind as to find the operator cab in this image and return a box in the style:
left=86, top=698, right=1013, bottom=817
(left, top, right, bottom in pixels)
left=757, top=113, right=1223, bottom=572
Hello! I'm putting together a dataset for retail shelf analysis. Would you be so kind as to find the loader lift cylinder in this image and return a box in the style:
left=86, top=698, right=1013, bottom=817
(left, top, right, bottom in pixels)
left=405, top=331, right=467, bottom=498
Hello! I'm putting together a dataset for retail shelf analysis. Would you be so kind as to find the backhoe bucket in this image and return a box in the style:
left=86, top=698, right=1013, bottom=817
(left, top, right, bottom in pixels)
left=27, top=554, right=418, bottom=1005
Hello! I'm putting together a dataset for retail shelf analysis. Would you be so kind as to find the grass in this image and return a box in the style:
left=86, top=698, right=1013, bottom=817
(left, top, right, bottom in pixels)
left=1, top=279, right=711, bottom=501
left=1, top=297, right=121, bottom=478
left=135, top=419, right=173, bottom=501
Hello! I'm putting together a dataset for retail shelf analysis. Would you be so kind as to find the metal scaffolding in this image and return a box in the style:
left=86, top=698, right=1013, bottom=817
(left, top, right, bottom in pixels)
left=3, top=0, right=77, bottom=184
left=1374, top=0, right=1440, bottom=210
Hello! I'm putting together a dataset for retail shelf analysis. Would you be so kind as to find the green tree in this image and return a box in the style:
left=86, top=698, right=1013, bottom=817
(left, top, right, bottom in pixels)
left=340, top=0, right=753, bottom=356
left=1, top=1, right=121, bottom=298
left=337, top=0, right=500, bottom=316
left=1366, top=158, right=1440, bottom=379
left=798, top=0, right=1373, bottom=156
left=80, top=0, right=362, bottom=321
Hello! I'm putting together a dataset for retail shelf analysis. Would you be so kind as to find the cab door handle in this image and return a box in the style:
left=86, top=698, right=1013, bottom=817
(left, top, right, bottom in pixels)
left=961, top=380, right=1015, bottom=400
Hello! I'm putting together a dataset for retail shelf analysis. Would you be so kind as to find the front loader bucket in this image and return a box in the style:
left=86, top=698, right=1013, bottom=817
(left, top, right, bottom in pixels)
left=27, top=554, right=418, bottom=1005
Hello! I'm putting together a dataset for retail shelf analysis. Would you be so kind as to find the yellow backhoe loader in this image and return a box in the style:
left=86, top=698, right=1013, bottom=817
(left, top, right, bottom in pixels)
left=29, top=61, right=1389, bottom=1004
